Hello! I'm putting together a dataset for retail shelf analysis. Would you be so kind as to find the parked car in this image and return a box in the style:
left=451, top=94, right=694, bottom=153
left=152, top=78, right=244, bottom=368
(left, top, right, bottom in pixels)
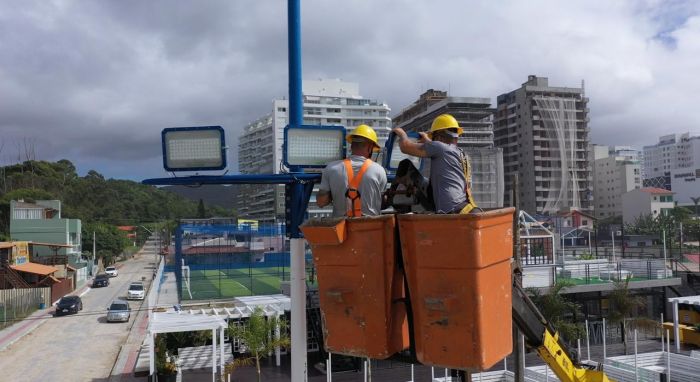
left=104, top=266, right=118, bottom=277
left=127, top=282, right=145, bottom=300
left=93, top=273, right=110, bottom=287
left=55, top=295, right=83, bottom=316
left=106, top=299, right=131, bottom=323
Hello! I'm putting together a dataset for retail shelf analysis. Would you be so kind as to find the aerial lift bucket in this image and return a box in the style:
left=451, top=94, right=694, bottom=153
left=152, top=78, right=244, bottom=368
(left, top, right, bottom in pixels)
left=301, top=215, right=409, bottom=359
left=397, top=207, right=515, bottom=370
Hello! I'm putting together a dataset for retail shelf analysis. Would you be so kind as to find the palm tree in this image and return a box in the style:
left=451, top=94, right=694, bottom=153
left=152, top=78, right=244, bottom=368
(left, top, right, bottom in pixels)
left=527, top=281, right=584, bottom=344
left=226, top=307, right=291, bottom=382
left=691, top=196, right=700, bottom=218
left=607, top=276, right=651, bottom=354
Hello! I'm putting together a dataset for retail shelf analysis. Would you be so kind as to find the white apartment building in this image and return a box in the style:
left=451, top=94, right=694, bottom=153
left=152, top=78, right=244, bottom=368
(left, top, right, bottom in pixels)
left=494, top=75, right=592, bottom=215
left=592, top=145, right=642, bottom=219
left=643, top=133, right=700, bottom=190
left=622, top=188, right=675, bottom=225
left=237, top=79, right=391, bottom=222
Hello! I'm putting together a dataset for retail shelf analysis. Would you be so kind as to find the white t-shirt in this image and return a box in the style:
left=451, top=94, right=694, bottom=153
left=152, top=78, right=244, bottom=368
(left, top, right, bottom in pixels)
left=318, top=155, right=387, bottom=217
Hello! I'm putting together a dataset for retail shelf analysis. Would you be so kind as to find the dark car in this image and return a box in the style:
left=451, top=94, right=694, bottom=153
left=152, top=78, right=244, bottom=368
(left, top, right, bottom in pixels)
left=55, top=295, right=83, bottom=316
left=93, top=273, right=110, bottom=287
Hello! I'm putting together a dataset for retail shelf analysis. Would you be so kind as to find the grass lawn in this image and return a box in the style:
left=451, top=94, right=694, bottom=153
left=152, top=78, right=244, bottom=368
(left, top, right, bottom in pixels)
left=185, top=267, right=297, bottom=300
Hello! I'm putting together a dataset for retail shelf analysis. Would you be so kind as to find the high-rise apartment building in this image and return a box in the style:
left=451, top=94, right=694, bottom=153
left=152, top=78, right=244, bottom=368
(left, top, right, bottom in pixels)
left=494, top=75, right=592, bottom=215
left=237, top=79, right=391, bottom=222
left=643, top=133, right=700, bottom=191
left=592, top=145, right=642, bottom=219
left=392, top=90, right=504, bottom=208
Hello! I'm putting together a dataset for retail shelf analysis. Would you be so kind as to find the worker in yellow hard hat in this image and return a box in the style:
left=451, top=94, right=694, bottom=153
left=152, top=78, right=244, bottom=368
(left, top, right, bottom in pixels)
left=392, top=114, right=477, bottom=214
left=317, top=124, right=387, bottom=217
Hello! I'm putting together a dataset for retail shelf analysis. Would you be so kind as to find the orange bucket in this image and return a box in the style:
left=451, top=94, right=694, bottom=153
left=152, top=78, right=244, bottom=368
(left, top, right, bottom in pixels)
left=397, top=208, right=515, bottom=370
left=301, top=215, right=409, bottom=359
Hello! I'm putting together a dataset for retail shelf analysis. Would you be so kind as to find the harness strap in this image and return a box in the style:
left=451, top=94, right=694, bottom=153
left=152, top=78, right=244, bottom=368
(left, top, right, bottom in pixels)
left=344, top=158, right=372, bottom=217
left=459, top=150, right=478, bottom=214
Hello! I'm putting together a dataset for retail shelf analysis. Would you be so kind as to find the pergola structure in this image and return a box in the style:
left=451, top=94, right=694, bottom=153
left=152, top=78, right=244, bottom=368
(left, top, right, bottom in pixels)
left=145, top=295, right=290, bottom=380
left=148, top=312, right=227, bottom=382
left=668, top=294, right=700, bottom=352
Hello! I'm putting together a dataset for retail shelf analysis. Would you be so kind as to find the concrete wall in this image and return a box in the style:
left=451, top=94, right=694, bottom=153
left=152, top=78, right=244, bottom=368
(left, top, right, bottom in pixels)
left=622, top=190, right=652, bottom=224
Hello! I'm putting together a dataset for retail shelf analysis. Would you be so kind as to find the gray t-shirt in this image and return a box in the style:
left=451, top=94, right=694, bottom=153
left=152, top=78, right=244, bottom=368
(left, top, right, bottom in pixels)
left=319, top=155, right=388, bottom=217
left=424, top=141, right=467, bottom=213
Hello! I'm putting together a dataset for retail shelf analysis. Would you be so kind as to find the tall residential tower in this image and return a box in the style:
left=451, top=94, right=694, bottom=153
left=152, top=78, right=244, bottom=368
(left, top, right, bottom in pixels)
left=494, top=75, right=592, bottom=215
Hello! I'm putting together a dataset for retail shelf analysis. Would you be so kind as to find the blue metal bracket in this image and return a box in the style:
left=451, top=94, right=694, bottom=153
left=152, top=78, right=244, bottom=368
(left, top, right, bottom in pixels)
left=285, top=180, right=316, bottom=239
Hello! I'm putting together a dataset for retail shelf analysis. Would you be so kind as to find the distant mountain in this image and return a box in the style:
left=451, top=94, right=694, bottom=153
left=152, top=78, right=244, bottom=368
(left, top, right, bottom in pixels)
left=161, top=185, right=237, bottom=209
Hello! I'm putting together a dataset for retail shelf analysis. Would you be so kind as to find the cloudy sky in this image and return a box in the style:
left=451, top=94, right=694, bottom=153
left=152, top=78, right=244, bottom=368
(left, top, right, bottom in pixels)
left=1, top=0, right=699, bottom=181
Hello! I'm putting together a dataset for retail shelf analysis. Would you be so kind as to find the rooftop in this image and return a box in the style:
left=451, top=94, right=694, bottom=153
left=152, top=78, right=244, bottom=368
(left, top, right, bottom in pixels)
left=639, top=187, right=674, bottom=195
left=10, top=262, right=59, bottom=276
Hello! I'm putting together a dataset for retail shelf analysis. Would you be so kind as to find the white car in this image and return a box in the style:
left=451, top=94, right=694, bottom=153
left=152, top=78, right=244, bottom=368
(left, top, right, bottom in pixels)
left=127, top=282, right=145, bottom=300
left=104, top=266, right=118, bottom=277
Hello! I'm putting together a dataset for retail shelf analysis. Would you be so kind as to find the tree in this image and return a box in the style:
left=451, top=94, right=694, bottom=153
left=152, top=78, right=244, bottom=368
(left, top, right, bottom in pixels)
left=197, top=199, right=206, bottom=218
left=691, top=196, right=700, bottom=218
left=527, top=281, right=584, bottom=344
left=82, top=222, right=130, bottom=262
left=607, top=276, right=647, bottom=354
left=226, top=307, right=290, bottom=382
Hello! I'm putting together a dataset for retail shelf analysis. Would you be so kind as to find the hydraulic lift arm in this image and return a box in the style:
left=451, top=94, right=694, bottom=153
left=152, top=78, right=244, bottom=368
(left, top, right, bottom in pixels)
left=512, top=281, right=612, bottom=382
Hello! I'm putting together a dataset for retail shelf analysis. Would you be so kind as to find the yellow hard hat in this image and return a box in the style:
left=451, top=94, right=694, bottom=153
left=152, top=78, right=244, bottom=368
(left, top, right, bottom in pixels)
left=429, top=114, right=463, bottom=138
left=346, top=124, right=380, bottom=151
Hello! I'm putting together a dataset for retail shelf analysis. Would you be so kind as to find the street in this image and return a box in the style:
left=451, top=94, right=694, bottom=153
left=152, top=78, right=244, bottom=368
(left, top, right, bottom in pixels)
left=0, top=241, right=158, bottom=382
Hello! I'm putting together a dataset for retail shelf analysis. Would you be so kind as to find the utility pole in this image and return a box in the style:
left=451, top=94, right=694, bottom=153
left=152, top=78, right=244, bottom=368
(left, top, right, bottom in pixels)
left=92, top=231, right=96, bottom=276
left=512, top=174, right=525, bottom=382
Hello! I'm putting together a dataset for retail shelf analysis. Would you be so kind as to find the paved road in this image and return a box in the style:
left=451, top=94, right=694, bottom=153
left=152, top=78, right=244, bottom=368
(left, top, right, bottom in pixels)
left=0, top=241, right=159, bottom=382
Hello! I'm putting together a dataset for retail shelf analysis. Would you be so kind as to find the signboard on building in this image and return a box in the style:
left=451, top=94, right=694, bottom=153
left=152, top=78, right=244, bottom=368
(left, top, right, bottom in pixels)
left=670, top=168, right=699, bottom=205
left=11, top=241, right=29, bottom=265
left=238, top=219, right=259, bottom=230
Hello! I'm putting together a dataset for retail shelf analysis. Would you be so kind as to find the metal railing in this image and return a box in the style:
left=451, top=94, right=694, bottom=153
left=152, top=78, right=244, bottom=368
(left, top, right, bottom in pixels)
left=556, top=259, right=676, bottom=284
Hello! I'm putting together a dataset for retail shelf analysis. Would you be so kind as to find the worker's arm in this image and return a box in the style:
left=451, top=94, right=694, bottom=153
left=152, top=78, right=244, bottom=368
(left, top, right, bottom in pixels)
left=392, top=128, right=429, bottom=158
left=316, top=190, right=331, bottom=208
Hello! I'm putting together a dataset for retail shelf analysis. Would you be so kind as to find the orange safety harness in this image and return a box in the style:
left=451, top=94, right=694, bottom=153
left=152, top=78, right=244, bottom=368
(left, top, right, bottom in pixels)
left=344, top=158, right=372, bottom=217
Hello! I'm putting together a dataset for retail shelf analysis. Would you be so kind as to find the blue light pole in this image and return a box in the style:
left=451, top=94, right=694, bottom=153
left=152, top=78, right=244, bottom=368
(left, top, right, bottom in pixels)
left=287, top=0, right=308, bottom=380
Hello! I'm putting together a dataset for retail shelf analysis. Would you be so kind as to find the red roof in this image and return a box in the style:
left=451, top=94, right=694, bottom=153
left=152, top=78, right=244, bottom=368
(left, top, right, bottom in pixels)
left=639, top=187, right=674, bottom=195
left=117, top=226, right=136, bottom=231
left=183, top=245, right=259, bottom=255
left=10, top=262, right=58, bottom=276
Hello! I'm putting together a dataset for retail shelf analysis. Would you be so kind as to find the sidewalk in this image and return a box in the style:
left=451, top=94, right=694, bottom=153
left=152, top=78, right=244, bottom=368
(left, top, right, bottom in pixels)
left=0, top=277, right=93, bottom=352
left=110, top=255, right=175, bottom=380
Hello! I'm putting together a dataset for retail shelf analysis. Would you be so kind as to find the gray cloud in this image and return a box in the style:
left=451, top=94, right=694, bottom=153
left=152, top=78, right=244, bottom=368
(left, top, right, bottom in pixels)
left=1, top=0, right=700, bottom=181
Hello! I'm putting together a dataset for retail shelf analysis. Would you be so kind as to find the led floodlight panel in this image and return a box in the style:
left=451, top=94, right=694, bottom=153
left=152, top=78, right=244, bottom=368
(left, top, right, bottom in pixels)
left=383, top=131, right=422, bottom=172
left=283, top=125, right=346, bottom=169
left=162, top=126, right=227, bottom=171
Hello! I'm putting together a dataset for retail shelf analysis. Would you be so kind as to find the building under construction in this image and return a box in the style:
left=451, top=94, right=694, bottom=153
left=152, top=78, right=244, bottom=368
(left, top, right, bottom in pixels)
left=494, top=75, right=592, bottom=215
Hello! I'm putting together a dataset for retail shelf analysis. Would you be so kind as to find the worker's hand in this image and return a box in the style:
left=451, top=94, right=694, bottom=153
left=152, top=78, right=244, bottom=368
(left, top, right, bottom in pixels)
left=418, top=132, right=431, bottom=143
left=392, top=127, right=407, bottom=139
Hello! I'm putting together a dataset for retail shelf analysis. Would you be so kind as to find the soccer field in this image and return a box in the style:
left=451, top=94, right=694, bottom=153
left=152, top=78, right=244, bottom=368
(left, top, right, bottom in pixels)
left=186, top=267, right=292, bottom=300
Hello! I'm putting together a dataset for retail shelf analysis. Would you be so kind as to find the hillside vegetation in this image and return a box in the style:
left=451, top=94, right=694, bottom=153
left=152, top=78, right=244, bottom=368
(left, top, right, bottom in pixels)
left=0, top=160, right=230, bottom=259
